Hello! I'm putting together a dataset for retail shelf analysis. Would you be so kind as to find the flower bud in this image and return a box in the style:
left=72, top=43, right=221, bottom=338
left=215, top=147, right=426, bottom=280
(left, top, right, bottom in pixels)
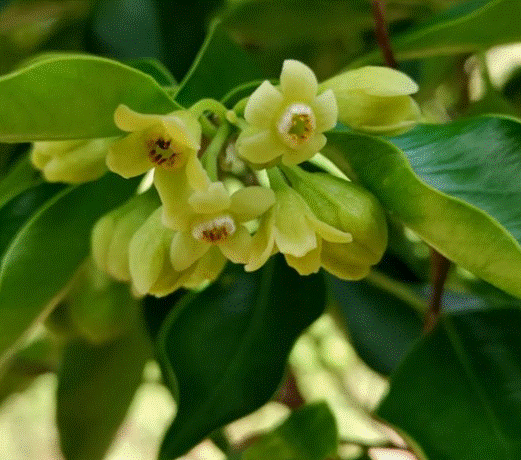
left=319, top=66, right=421, bottom=135
left=31, top=138, right=115, bottom=183
left=129, top=207, right=227, bottom=297
left=282, top=166, right=388, bottom=280
left=91, top=189, right=160, bottom=282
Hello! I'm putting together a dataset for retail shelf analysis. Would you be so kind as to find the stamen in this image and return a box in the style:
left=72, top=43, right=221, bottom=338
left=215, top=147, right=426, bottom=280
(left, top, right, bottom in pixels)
left=277, top=103, right=315, bottom=149
left=191, top=215, right=236, bottom=244
left=145, top=136, right=185, bottom=169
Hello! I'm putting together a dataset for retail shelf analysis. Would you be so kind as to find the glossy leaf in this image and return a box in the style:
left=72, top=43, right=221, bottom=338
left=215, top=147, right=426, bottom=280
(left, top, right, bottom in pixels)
left=0, top=181, right=64, bottom=257
left=174, top=20, right=263, bottom=107
left=125, top=58, right=177, bottom=86
left=353, top=0, right=521, bottom=66
left=222, top=0, right=371, bottom=46
left=327, top=274, right=422, bottom=376
left=378, top=309, right=521, bottom=459
left=324, top=125, right=521, bottom=299
left=57, top=324, right=151, bottom=460
left=90, top=0, right=164, bottom=63
left=239, top=402, right=338, bottom=460
left=0, top=155, right=45, bottom=209
left=0, top=173, right=139, bottom=358
left=157, top=257, right=327, bottom=459
left=0, top=54, right=180, bottom=142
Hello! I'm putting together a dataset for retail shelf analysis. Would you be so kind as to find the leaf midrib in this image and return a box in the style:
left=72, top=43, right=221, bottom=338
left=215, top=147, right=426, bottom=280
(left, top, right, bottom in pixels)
left=444, top=318, right=514, bottom=459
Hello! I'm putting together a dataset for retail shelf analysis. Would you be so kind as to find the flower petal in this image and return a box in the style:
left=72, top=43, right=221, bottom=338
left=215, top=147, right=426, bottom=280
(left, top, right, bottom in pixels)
left=170, top=231, right=210, bottom=271
left=245, top=212, right=277, bottom=272
left=106, top=131, right=152, bottom=178
left=154, top=167, right=194, bottom=231
left=320, top=243, right=370, bottom=280
left=188, top=181, right=231, bottom=215
left=273, top=192, right=318, bottom=257
left=237, top=128, right=287, bottom=165
left=313, top=89, right=338, bottom=132
left=149, top=259, right=196, bottom=297
left=163, top=112, right=201, bottom=150
left=43, top=143, right=108, bottom=184
left=186, top=153, right=211, bottom=191
left=219, top=225, right=252, bottom=264
left=321, top=66, right=419, bottom=97
left=230, top=186, right=275, bottom=222
left=91, top=212, right=118, bottom=274
left=244, top=81, right=283, bottom=128
left=183, top=247, right=227, bottom=289
left=284, top=242, right=322, bottom=275
left=280, top=60, right=318, bottom=102
left=280, top=133, right=326, bottom=166
left=114, top=104, right=167, bottom=132
left=308, top=215, right=352, bottom=244
left=128, top=208, right=170, bottom=295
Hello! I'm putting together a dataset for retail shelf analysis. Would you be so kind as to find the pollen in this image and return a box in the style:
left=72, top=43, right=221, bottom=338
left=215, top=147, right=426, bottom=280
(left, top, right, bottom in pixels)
left=277, top=103, right=316, bottom=149
left=146, top=137, right=184, bottom=169
left=191, top=215, right=236, bottom=244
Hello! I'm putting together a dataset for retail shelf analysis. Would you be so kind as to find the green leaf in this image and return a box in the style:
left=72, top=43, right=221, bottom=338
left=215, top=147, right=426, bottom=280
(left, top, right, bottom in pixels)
left=239, top=402, right=338, bottom=460
left=157, top=257, right=327, bottom=460
left=221, top=0, right=371, bottom=46
left=0, top=54, right=180, bottom=142
left=328, top=274, right=422, bottom=376
left=0, top=181, right=64, bottom=257
left=378, top=309, right=521, bottom=459
left=324, top=125, right=521, bottom=299
left=392, top=116, right=521, bottom=243
left=0, top=154, right=44, bottom=209
left=0, top=173, right=139, bottom=359
left=174, top=19, right=264, bottom=107
left=125, top=58, right=177, bottom=86
left=353, top=0, right=521, bottom=65
left=57, top=323, right=151, bottom=460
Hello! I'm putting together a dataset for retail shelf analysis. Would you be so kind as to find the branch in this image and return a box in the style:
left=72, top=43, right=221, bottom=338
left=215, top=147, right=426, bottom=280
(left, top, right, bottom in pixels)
left=423, top=249, right=451, bottom=333
left=371, top=0, right=398, bottom=69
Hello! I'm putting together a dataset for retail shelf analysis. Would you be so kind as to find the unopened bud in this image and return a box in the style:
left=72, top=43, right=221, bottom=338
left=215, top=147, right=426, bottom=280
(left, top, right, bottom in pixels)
left=282, top=166, right=388, bottom=279
left=320, top=66, right=420, bottom=135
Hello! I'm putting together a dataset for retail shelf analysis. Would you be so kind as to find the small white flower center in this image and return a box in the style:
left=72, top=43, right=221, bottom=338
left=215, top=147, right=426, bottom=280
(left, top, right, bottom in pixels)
left=191, top=215, right=236, bottom=244
left=277, top=103, right=316, bottom=149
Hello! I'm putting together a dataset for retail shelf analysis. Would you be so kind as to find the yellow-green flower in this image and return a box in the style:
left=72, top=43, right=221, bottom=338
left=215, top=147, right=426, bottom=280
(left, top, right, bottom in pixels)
left=91, top=189, right=160, bottom=282
left=236, top=60, right=338, bottom=166
left=107, top=104, right=210, bottom=226
left=246, top=180, right=352, bottom=275
left=282, top=166, right=388, bottom=280
left=168, top=182, right=275, bottom=270
left=129, top=207, right=227, bottom=297
left=320, top=66, right=421, bottom=135
left=31, top=138, right=114, bottom=183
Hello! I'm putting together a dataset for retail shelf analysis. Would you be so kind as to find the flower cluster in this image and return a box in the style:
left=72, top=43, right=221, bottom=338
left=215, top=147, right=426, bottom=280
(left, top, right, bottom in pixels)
left=32, top=59, right=419, bottom=297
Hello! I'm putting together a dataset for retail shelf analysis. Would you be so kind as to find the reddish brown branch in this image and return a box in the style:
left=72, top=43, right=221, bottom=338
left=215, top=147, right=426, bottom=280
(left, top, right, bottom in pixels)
left=371, top=0, right=398, bottom=69
left=273, top=370, right=305, bottom=409
left=423, top=249, right=451, bottom=333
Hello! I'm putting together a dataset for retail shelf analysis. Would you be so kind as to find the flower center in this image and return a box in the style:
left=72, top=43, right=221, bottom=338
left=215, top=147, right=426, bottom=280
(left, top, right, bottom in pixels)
left=277, top=103, right=315, bottom=149
left=146, top=136, right=185, bottom=169
left=191, top=215, right=236, bottom=244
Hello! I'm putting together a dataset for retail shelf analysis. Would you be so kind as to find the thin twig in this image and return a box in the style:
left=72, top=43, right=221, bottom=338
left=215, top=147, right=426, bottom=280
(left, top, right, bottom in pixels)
left=423, top=249, right=451, bottom=333
left=371, top=0, right=398, bottom=69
